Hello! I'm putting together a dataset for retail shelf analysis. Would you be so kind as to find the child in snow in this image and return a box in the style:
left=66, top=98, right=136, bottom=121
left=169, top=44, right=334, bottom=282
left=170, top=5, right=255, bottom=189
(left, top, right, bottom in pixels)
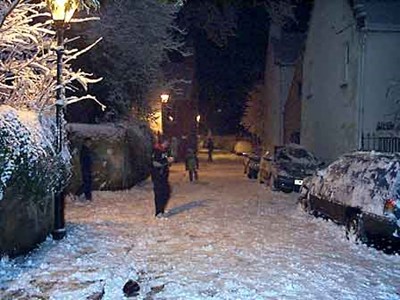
left=185, top=148, right=199, bottom=182
left=151, top=139, right=171, bottom=217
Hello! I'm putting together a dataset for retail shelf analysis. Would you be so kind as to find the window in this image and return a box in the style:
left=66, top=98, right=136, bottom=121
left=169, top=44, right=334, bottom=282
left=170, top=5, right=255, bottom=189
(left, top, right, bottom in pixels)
left=298, top=82, right=302, bottom=100
left=306, top=60, right=313, bottom=99
left=342, top=42, right=350, bottom=86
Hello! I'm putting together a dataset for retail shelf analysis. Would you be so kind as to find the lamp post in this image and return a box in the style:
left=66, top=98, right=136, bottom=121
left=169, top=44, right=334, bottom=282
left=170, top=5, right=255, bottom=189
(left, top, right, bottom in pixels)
left=160, top=93, right=169, bottom=139
left=46, top=0, right=78, bottom=240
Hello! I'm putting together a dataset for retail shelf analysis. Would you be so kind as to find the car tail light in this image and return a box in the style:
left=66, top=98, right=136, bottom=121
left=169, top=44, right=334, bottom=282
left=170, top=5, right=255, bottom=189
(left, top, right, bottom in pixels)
left=384, top=198, right=396, bottom=213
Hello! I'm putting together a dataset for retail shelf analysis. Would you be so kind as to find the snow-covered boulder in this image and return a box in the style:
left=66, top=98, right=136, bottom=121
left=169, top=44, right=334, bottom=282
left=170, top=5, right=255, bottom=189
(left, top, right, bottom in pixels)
left=0, top=105, right=69, bottom=256
left=67, top=121, right=152, bottom=192
left=305, top=151, right=400, bottom=216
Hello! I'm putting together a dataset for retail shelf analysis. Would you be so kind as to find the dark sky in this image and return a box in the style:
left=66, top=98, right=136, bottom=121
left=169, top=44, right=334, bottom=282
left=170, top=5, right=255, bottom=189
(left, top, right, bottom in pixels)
left=193, top=4, right=270, bottom=135
left=184, top=0, right=312, bottom=135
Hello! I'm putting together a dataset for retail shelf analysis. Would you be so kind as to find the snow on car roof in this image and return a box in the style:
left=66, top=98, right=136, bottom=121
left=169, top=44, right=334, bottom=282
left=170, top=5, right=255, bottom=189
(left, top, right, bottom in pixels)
left=276, top=143, right=321, bottom=166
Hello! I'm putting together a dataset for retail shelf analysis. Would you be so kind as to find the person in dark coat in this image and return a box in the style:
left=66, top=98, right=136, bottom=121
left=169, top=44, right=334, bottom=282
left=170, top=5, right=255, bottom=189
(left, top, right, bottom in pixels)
left=150, top=140, right=171, bottom=217
left=206, top=137, right=214, bottom=162
left=185, top=148, right=199, bottom=182
left=77, top=137, right=93, bottom=201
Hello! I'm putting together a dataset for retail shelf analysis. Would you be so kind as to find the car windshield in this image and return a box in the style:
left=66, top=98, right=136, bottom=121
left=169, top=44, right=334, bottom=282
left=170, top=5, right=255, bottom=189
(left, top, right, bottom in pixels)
left=275, top=145, right=319, bottom=166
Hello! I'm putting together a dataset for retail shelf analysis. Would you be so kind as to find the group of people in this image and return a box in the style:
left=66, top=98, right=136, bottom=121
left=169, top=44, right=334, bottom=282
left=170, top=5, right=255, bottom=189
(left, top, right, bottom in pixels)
left=75, top=135, right=215, bottom=219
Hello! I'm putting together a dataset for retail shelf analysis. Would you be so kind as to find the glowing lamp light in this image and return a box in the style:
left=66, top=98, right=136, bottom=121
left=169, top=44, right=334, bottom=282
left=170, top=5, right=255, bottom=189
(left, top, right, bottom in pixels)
left=46, top=0, right=78, bottom=23
left=196, top=114, right=201, bottom=123
left=160, top=93, right=170, bottom=103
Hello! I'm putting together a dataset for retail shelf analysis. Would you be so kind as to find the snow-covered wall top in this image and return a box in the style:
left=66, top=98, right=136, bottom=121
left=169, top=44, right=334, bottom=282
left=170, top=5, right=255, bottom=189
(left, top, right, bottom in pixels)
left=305, top=151, right=400, bottom=216
left=66, top=123, right=126, bottom=140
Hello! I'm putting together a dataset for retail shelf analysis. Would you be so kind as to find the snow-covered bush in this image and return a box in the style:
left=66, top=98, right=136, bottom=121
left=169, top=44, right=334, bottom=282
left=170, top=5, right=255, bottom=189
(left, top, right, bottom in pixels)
left=0, top=106, right=70, bottom=201
left=0, top=0, right=100, bottom=200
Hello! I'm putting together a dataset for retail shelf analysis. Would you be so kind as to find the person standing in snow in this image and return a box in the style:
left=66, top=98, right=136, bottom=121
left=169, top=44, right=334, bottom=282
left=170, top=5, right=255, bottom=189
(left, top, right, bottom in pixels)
left=206, top=137, right=214, bottom=162
left=77, top=137, right=93, bottom=201
left=150, top=139, right=171, bottom=217
left=185, top=148, right=199, bottom=182
left=170, top=136, right=179, bottom=162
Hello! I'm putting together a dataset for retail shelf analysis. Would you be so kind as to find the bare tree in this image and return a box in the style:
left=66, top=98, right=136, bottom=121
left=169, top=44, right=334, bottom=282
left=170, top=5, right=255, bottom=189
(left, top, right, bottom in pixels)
left=241, top=83, right=264, bottom=139
left=0, top=0, right=101, bottom=113
left=179, top=0, right=295, bottom=46
left=0, top=0, right=101, bottom=198
left=76, top=0, right=187, bottom=120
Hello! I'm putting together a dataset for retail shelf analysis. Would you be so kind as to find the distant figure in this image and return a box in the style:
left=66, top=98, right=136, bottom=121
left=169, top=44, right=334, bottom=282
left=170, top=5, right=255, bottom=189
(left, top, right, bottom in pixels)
left=179, top=135, right=188, bottom=162
left=77, top=137, right=93, bottom=201
left=206, top=137, right=214, bottom=162
left=150, top=139, right=171, bottom=217
left=185, top=148, right=199, bottom=182
left=170, top=136, right=179, bottom=162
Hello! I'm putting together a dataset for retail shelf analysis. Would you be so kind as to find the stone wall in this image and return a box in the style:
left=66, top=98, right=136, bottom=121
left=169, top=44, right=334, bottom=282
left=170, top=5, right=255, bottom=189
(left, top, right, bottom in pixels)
left=0, top=183, right=53, bottom=257
left=0, top=120, right=152, bottom=257
left=67, top=122, right=153, bottom=193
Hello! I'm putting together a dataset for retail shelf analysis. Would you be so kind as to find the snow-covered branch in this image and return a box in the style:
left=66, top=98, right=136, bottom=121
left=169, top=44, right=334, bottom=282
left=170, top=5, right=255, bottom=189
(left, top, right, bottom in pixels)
left=0, top=0, right=102, bottom=112
left=77, top=0, right=187, bottom=119
left=0, top=0, right=20, bottom=29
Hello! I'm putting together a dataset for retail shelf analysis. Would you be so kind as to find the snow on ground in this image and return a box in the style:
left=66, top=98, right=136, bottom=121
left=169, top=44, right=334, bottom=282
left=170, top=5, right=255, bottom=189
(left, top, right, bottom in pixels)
left=1, top=152, right=400, bottom=300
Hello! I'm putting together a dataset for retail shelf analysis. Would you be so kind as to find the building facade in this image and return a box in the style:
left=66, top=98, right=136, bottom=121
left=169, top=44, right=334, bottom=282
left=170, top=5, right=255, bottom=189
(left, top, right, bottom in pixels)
left=262, top=24, right=305, bottom=153
left=301, top=0, right=400, bottom=162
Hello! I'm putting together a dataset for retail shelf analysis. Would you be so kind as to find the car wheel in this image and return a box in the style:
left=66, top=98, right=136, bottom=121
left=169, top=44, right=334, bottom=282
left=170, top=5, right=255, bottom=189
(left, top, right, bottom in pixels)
left=346, top=214, right=366, bottom=244
left=300, top=194, right=313, bottom=214
left=270, top=179, right=279, bottom=191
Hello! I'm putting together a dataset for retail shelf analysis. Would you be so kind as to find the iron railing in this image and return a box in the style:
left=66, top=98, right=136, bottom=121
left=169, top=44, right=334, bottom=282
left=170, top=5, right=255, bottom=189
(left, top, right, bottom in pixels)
left=361, top=133, right=400, bottom=153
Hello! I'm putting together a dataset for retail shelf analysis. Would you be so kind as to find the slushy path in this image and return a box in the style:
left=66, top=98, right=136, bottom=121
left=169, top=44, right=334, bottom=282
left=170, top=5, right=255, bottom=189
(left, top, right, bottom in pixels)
left=1, top=152, right=399, bottom=299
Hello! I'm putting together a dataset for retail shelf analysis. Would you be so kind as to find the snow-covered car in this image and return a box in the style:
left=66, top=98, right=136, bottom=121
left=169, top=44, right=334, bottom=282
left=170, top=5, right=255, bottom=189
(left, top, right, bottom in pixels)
left=233, top=140, right=253, bottom=156
left=299, top=151, right=400, bottom=253
left=259, top=144, right=322, bottom=193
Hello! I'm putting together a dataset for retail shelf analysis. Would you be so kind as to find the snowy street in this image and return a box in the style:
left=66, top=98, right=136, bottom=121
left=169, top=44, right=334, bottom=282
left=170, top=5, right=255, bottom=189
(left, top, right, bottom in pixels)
left=1, top=152, right=400, bottom=300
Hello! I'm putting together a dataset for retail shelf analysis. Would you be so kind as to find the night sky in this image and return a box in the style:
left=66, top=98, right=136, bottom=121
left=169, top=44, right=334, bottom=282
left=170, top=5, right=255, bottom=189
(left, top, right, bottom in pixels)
left=185, top=0, right=312, bottom=135
left=66, top=0, right=311, bottom=133
left=194, top=5, right=269, bottom=135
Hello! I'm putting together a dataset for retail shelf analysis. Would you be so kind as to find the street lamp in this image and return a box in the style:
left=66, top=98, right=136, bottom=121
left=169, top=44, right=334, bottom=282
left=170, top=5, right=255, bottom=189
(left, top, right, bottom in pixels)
left=160, top=93, right=169, bottom=103
left=46, top=0, right=78, bottom=240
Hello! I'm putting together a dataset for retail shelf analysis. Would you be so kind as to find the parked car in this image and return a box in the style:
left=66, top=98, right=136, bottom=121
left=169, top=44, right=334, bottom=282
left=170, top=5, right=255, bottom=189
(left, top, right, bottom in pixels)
left=259, top=144, right=322, bottom=192
left=299, top=151, right=400, bottom=254
left=233, top=140, right=253, bottom=156
left=243, top=153, right=261, bottom=179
